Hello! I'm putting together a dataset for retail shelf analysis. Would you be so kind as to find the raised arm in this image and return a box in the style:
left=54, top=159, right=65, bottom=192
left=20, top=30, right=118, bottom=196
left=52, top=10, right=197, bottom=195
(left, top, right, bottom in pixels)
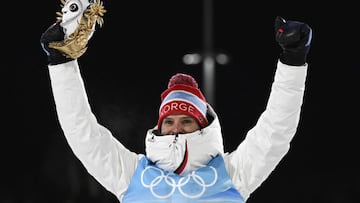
left=40, top=1, right=140, bottom=198
left=225, top=16, right=312, bottom=200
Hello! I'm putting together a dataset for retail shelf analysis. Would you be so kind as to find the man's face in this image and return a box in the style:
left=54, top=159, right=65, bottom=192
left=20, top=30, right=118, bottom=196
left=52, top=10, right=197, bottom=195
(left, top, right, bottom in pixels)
left=160, top=114, right=200, bottom=135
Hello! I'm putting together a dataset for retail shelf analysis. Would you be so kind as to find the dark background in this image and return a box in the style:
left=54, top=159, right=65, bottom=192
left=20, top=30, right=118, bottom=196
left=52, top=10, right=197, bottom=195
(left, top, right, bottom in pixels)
left=3, top=0, right=360, bottom=202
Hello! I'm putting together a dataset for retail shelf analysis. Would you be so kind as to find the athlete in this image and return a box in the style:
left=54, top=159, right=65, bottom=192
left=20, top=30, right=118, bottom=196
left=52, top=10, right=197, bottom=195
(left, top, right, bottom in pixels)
left=40, top=0, right=312, bottom=202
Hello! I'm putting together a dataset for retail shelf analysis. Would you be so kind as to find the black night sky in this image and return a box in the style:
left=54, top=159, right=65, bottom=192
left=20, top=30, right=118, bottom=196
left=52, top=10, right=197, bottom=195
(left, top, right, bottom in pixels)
left=3, top=0, right=360, bottom=202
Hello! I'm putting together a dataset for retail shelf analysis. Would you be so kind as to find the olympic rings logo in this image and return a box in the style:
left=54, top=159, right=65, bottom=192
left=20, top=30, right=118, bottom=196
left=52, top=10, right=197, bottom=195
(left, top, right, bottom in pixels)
left=140, top=166, right=218, bottom=199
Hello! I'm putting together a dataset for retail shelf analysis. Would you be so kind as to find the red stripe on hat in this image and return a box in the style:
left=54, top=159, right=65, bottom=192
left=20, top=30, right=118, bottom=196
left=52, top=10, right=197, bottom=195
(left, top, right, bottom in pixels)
left=161, top=84, right=206, bottom=102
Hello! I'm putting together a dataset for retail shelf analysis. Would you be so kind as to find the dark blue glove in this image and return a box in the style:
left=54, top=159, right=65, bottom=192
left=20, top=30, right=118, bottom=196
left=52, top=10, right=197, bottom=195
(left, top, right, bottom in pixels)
left=275, top=16, right=312, bottom=66
left=40, top=21, right=74, bottom=65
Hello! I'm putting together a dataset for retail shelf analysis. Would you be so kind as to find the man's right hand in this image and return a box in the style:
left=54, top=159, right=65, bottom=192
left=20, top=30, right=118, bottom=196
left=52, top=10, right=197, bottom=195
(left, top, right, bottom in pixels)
left=40, top=21, right=74, bottom=65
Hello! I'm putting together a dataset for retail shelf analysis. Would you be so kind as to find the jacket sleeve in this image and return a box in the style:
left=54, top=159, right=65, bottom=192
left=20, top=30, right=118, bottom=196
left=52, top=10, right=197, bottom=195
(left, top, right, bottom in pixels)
left=224, top=60, right=308, bottom=200
left=48, top=60, right=142, bottom=198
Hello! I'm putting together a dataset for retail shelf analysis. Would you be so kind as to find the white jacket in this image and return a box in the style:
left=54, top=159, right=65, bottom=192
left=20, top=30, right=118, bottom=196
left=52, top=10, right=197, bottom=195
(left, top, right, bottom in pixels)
left=48, top=60, right=308, bottom=201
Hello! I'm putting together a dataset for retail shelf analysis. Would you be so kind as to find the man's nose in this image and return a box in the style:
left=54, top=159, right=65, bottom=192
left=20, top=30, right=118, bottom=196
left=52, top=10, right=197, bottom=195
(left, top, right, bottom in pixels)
left=170, top=123, right=183, bottom=134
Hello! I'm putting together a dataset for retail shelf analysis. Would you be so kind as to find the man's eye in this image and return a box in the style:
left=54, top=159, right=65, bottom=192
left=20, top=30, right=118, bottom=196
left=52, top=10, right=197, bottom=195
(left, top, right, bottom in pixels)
left=182, top=119, right=193, bottom=124
left=164, top=120, right=173, bottom=125
left=69, top=3, right=79, bottom=12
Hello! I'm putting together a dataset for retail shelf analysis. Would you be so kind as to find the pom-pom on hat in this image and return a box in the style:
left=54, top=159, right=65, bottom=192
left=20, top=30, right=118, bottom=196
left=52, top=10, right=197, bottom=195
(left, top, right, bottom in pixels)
left=158, top=73, right=208, bottom=131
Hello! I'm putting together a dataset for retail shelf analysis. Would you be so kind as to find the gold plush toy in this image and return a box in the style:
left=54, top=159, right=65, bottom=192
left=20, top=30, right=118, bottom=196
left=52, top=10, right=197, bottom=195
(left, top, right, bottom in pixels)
left=49, top=0, right=106, bottom=59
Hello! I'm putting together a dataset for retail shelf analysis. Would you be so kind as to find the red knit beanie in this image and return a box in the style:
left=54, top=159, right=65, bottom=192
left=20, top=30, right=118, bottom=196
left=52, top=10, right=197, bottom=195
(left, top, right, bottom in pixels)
left=158, top=73, right=208, bottom=130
